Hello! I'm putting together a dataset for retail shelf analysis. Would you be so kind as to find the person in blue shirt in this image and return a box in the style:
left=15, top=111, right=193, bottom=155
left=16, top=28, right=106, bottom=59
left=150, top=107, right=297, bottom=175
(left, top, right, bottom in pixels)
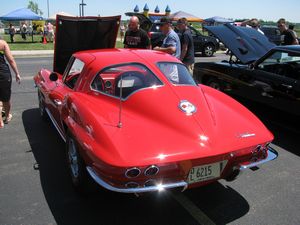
left=154, top=17, right=181, bottom=59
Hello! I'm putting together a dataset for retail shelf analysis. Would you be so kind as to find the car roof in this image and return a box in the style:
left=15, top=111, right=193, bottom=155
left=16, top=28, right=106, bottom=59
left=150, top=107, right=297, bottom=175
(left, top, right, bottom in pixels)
left=74, top=49, right=180, bottom=71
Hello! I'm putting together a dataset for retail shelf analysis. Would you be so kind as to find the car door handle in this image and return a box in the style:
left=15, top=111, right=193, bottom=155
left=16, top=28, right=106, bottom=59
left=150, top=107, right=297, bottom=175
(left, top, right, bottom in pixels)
left=281, top=84, right=293, bottom=89
left=53, top=99, right=62, bottom=106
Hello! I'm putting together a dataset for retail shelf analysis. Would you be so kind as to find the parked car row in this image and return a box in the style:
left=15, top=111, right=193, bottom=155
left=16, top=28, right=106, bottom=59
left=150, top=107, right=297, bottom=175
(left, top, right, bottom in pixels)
left=194, top=23, right=300, bottom=117
left=125, top=12, right=220, bottom=57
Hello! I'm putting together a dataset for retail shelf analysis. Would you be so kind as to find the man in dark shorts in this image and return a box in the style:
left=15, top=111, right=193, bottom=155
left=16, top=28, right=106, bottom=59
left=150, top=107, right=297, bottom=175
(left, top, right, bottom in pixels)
left=124, top=16, right=151, bottom=49
left=277, top=18, right=299, bottom=45
left=177, top=17, right=195, bottom=74
left=0, top=39, right=21, bottom=128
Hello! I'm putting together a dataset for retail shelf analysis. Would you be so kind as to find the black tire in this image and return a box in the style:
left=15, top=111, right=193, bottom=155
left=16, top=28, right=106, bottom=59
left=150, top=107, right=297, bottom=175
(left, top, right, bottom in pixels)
left=202, top=44, right=215, bottom=57
left=206, top=78, right=224, bottom=91
left=66, top=132, right=95, bottom=194
left=38, top=90, right=48, bottom=121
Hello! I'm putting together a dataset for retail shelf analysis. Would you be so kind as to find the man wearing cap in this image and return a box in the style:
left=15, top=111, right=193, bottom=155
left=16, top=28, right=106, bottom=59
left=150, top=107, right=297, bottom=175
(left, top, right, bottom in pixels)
left=154, top=17, right=181, bottom=59
left=177, top=17, right=195, bottom=73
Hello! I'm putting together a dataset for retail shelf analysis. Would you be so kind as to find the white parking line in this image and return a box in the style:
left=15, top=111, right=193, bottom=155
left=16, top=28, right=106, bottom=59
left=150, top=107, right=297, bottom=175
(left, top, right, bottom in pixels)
left=171, top=192, right=216, bottom=225
left=20, top=76, right=34, bottom=81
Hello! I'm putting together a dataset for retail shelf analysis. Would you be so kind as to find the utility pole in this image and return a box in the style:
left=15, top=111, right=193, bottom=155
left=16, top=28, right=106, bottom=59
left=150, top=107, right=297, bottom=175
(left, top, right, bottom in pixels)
left=47, top=0, right=49, bottom=18
left=79, top=0, right=86, bottom=17
left=79, top=4, right=81, bottom=16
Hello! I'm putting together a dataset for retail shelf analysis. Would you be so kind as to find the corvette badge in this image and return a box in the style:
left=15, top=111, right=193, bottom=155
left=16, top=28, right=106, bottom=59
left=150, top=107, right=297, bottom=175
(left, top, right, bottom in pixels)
left=179, top=100, right=197, bottom=115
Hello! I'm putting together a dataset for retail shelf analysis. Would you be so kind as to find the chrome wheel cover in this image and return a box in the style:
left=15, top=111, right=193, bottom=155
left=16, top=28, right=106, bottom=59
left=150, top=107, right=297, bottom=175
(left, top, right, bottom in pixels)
left=204, top=46, right=213, bottom=56
left=68, top=138, right=79, bottom=178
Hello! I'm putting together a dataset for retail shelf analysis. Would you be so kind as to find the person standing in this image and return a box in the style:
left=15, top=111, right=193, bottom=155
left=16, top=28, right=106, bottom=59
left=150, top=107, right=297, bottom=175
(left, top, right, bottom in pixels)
left=0, top=39, right=21, bottom=128
left=8, top=24, right=15, bottom=43
left=47, top=22, right=54, bottom=42
left=120, top=23, right=125, bottom=42
left=124, top=16, right=151, bottom=49
left=288, top=24, right=298, bottom=39
left=177, top=18, right=195, bottom=73
left=242, top=18, right=264, bottom=35
left=154, top=17, right=181, bottom=59
left=277, top=18, right=299, bottom=45
left=21, top=23, right=27, bottom=40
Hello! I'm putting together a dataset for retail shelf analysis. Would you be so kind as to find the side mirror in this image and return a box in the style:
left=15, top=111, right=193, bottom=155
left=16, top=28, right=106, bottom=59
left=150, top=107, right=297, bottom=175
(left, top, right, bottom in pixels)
left=249, top=63, right=255, bottom=70
left=49, top=72, right=58, bottom=82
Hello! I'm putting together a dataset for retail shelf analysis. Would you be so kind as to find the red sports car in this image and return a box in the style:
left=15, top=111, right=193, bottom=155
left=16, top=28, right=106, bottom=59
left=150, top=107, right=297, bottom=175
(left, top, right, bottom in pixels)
left=34, top=15, right=277, bottom=194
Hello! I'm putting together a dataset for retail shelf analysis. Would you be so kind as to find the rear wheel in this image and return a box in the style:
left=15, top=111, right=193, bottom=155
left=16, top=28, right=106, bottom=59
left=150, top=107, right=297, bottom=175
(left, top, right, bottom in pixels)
left=38, top=90, right=48, bottom=121
left=66, top=132, right=95, bottom=194
left=202, top=44, right=215, bottom=57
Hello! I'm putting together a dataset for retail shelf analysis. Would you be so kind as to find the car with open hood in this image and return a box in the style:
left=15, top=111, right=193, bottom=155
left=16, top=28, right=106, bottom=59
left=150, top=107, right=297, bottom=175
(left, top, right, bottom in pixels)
left=194, top=23, right=300, bottom=117
left=125, top=12, right=220, bottom=57
left=34, top=16, right=277, bottom=194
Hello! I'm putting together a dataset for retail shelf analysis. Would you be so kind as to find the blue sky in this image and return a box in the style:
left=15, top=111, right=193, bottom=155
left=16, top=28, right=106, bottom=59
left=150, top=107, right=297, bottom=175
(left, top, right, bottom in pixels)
left=1, top=0, right=300, bottom=22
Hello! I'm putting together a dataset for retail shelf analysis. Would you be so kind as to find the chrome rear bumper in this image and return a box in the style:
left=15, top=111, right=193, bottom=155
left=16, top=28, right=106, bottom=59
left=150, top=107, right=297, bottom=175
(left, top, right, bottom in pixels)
left=239, top=146, right=278, bottom=171
left=86, top=166, right=188, bottom=193
left=86, top=147, right=278, bottom=193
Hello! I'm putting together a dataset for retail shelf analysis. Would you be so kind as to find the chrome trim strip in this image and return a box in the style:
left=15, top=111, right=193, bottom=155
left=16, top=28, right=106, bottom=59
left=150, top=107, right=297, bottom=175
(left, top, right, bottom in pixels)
left=239, top=146, right=278, bottom=171
left=45, top=108, right=66, bottom=142
left=86, top=166, right=188, bottom=193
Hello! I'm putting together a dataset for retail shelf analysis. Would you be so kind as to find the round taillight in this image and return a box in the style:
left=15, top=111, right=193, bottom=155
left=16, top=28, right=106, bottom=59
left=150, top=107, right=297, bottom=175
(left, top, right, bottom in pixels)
left=125, top=167, right=141, bottom=178
left=144, top=165, right=159, bottom=176
left=144, top=179, right=156, bottom=187
left=125, top=182, right=139, bottom=188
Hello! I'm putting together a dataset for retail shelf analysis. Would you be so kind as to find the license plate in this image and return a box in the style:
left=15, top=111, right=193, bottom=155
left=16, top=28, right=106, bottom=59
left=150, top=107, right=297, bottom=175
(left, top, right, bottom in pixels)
left=188, top=162, right=221, bottom=184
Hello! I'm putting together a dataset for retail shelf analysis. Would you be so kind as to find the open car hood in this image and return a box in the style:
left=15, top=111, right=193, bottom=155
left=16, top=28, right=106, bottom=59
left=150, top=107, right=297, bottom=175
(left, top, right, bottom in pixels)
left=205, top=23, right=275, bottom=64
left=54, top=15, right=121, bottom=74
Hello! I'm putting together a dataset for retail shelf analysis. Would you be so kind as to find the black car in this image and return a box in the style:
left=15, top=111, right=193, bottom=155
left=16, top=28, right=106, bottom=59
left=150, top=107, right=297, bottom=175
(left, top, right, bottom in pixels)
left=260, top=26, right=282, bottom=45
left=194, top=24, right=300, bottom=116
left=125, top=12, right=220, bottom=57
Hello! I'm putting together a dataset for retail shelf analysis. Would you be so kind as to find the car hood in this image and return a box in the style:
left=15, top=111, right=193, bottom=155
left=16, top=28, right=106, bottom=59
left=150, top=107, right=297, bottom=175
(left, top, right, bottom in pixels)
left=205, top=23, right=275, bottom=64
left=79, top=85, right=273, bottom=167
left=54, top=15, right=121, bottom=74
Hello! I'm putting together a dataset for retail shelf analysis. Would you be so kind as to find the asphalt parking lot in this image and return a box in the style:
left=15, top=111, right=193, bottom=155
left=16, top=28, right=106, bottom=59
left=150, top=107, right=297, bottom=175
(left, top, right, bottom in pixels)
left=0, top=54, right=299, bottom=225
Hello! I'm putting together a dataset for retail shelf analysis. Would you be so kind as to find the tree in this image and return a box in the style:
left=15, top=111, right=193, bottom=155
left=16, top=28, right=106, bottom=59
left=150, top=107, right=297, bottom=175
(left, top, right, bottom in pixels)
left=27, top=1, right=43, bottom=16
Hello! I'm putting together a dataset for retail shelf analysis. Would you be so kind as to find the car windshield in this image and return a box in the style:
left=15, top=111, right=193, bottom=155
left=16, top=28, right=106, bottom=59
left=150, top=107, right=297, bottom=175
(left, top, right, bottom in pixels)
left=157, top=62, right=196, bottom=86
left=91, top=63, right=163, bottom=99
left=259, top=51, right=300, bottom=66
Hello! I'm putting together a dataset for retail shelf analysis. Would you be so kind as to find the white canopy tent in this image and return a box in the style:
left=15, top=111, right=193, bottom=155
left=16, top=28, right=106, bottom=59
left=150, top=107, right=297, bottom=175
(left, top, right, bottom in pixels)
left=49, top=12, right=74, bottom=20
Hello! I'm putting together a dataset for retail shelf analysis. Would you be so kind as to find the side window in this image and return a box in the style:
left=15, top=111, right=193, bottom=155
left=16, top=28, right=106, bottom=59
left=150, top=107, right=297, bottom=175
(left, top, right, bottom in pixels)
left=91, top=63, right=163, bottom=99
left=190, top=27, right=197, bottom=36
left=157, top=62, right=196, bottom=86
left=64, top=58, right=85, bottom=89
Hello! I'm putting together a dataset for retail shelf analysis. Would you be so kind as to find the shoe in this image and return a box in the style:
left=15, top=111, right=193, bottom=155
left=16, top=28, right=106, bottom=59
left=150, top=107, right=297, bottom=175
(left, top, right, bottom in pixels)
left=4, top=113, right=12, bottom=124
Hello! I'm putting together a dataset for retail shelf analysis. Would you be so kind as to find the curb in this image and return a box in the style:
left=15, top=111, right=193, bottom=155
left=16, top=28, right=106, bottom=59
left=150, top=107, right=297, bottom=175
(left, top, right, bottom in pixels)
left=12, top=50, right=54, bottom=58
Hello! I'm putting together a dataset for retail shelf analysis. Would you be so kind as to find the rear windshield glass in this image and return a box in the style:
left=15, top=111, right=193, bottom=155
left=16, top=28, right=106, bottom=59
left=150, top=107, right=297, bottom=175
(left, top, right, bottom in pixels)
left=157, top=62, right=196, bottom=86
left=91, top=63, right=163, bottom=99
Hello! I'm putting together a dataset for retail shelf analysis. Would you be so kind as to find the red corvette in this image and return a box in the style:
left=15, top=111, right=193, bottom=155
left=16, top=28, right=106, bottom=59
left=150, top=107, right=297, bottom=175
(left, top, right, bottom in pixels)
left=34, top=16, right=277, bottom=194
